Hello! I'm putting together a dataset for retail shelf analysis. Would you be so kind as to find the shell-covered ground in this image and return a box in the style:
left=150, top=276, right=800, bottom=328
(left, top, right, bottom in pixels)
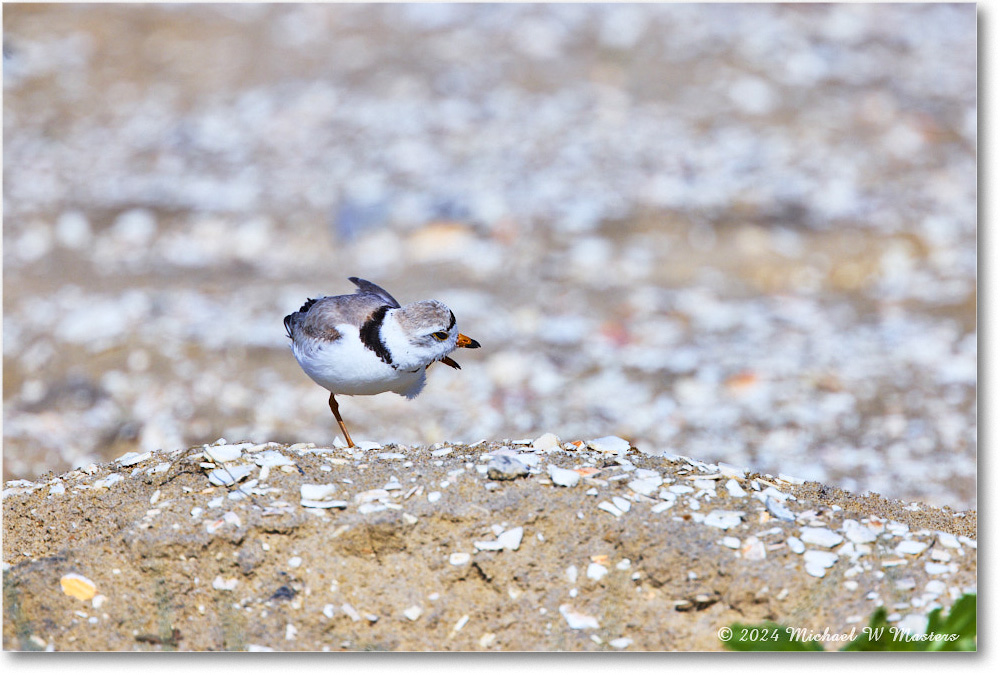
left=2, top=437, right=976, bottom=651
left=2, top=10, right=979, bottom=652
left=2, top=4, right=977, bottom=513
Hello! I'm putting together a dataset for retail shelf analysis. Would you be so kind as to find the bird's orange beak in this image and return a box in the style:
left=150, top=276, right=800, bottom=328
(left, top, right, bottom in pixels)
left=456, top=333, right=481, bottom=349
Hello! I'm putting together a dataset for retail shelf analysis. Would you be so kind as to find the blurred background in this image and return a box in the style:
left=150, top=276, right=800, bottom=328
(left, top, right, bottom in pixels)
left=3, top=3, right=976, bottom=509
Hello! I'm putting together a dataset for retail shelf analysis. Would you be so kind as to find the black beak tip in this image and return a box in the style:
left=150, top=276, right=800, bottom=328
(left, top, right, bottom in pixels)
left=467, top=338, right=481, bottom=349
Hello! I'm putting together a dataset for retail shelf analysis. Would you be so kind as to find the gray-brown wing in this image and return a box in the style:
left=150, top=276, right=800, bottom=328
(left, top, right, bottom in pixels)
left=284, top=293, right=391, bottom=342
left=349, top=277, right=402, bottom=308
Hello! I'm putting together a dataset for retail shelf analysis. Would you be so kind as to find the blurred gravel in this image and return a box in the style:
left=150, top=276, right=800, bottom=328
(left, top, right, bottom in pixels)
left=3, top=4, right=977, bottom=509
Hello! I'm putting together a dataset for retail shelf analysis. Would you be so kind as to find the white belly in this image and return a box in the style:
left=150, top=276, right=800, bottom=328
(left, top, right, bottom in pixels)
left=291, top=325, right=426, bottom=398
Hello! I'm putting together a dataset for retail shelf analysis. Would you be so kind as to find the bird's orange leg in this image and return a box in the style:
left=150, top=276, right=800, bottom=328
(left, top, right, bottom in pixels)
left=328, top=393, right=355, bottom=448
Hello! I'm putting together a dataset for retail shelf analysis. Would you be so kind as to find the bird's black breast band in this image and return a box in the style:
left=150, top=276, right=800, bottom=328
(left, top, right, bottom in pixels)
left=358, top=305, right=395, bottom=367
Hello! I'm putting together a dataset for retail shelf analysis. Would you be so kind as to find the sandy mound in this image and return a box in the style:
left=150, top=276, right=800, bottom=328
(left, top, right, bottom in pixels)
left=2, top=438, right=976, bottom=651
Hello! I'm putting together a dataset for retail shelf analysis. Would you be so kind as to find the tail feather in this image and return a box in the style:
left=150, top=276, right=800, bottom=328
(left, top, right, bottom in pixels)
left=297, top=297, right=319, bottom=313
left=284, top=298, right=317, bottom=339
left=349, top=277, right=401, bottom=308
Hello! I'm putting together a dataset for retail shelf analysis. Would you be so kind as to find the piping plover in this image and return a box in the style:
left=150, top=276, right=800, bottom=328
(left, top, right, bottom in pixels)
left=284, top=277, right=481, bottom=447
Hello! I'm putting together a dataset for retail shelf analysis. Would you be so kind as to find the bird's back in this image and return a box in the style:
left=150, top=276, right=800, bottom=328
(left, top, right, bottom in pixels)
left=284, top=293, right=392, bottom=342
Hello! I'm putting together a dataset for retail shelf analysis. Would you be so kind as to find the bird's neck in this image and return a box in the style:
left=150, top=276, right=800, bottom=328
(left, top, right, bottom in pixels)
left=378, top=309, right=425, bottom=371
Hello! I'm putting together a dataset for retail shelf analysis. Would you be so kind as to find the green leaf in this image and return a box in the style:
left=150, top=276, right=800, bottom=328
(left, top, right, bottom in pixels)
left=843, top=593, right=976, bottom=652
left=923, top=593, right=976, bottom=652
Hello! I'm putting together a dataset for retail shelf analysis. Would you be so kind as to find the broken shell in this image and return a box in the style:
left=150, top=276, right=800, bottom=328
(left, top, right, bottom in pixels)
left=585, top=436, right=631, bottom=454
left=60, top=573, right=97, bottom=601
left=548, top=464, right=580, bottom=487
left=559, top=604, right=600, bottom=630
left=208, top=464, right=255, bottom=486
left=206, top=445, right=244, bottom=463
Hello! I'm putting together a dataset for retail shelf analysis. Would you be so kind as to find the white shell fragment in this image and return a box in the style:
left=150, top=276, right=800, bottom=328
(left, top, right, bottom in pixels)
left=254, top=450, right=295, bottom=467
left=586, top=563, right=608, bottom=581
left=896, top=540, right=929, bottom=556
left=93, top=473, right=123, bottom=489
left=474, top=540, right=504, bottom=552
left=532, top=433, right=561, bottom=451
left=515, top=453, right=541, bottom=467
left=633, top=468, right=662, bottom=483
left=301, top=484, right=337, bottom=501
left=897, top=614, right=929, bottom=637
left=341, top=603, right=362, bottom=622
left=585, top=436, right=631, bottom=454
left=475, top=526, right=523, bottom=552
left=487, top=455, right=529, bottom=481
left=765, top=496, right=796, bottom=521
left=925, top=562, right=952, bottom=575
left=559, top=604, right=600, bottom=630
left=354, top=489, right=390, bottom=504
left=627, top=478, right=659, bottom=496
left=799, top=527, right=844, bottom=548
left=299, top=483, right=347, bottom=508
left=843, top=520, right=878, bottom=544
left=741, top=536, right=767, bottom=561
left=301, top=499, right=348, bottom=509
left=936, top=532, right=961, bottom=549
left=803, top=550, right=839, bottom=578
left=548, top=465, right=580, bottom=487
left=725, top=479, right=748, bottom=498
left=704, top=510, right=744, bottom=530
left=718, top=463, right=748, bottom=478
left=497, top=526, right=524, bottom=551
left=565, top=565, right=579, bottom=583
left=804, top=550, right=839, bottom=567
left=208, top=464, right=255, bottom=486
left=212, top=576, right=238, bottom=591
left=206, top=445, right=244, bottom=463
left=611, top=496, right=632, bottom=513
left=116, top=451, right=152, bottom=467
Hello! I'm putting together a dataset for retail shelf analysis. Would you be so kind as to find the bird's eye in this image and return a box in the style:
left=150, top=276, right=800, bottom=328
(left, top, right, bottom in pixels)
left=432, top=331, right=449, bottom=341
